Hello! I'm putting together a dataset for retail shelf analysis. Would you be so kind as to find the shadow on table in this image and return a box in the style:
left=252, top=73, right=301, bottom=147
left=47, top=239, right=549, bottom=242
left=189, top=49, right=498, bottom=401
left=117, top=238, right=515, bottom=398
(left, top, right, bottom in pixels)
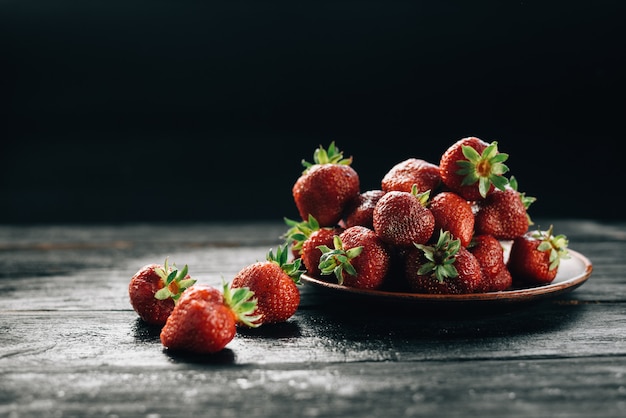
left=131, top=317, right=302, bottom=365
left=236, top=321, right=302, bottom=339
left=163, top=347, right=237, bottom=365
left=131, top=318, right=237, bottom=364
left=131, top=318, right=162, bottom=344
left=299, top=288, right=587, bottom=341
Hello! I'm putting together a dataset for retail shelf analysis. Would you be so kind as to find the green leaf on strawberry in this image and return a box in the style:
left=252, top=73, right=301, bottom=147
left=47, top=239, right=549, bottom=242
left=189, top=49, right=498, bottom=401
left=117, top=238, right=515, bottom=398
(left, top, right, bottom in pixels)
left=456, top=141, right=510, bottom=198
left=509, top=175, right=537, bottom=226
left=414, top=230, right=462, bottom=283
left=301, top=141, right=353, bottom=173
left=317, top=235, right=363, bottom=285
left=282, top=214, right=320, bottom=256
left=533, top=225, right=571, bottom=270
left=153, top=259, right=196, bottom=302
left=222, top=280, right=262, bottom=328
left=267, top=243, right=305, bottom=285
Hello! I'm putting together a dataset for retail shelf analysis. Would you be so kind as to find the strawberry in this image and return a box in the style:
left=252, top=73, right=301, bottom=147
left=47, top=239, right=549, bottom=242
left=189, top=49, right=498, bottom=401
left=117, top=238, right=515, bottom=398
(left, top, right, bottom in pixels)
left=318, top=225, right=391, bottom=289
left=300, top=225, right=344, bottom=277
left=404, top=230, right=483, bottom=294
left=128, top=259, right=196, bottom=325
left=372, top=185, right=435, bottom=247
left=292, top=142, right=360, bottom=227
left=283, top=214, right=321, bottom=259
left=486, top=267, right=513, bottom=292
left=439, top=137, right=510, bottom=201
left=160, top=282, right=259, bottom=354
left=231, top=244, right=304, bottom=325
left=474, top=176, right=536, bottom=240
left=507, top=225, right=570, bottom=285
left=283, top=214, right=344, bottom=276
left=381, top=158, right=441, bottom=194
left=468, top=234, right=512, bottom=292
left=343, top=189, right=386, bottom=229
left=428, top=191, right=474, bottom=247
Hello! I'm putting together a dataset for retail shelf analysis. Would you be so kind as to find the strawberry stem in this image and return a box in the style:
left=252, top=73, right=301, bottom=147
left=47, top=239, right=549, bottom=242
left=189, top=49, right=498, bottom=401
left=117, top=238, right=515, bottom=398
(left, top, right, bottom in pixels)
left=413, top=230, right=461, bottom=283
left=455, top=141, right=510, bottom=198
left=153, top=258, right=196, bottom=302
left=533, top=225, right=571, bottom=271
left=301, top=141, right=353, bottom=173
left=317, top=235, right=363, bottom=285
left=222, top=280, right=262, bottom=328
left=267, top=244, right=305, bottom=285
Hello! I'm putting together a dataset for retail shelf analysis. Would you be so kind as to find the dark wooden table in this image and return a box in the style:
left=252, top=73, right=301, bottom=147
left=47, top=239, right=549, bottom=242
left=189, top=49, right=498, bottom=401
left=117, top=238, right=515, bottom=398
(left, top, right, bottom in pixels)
left=1, top=219, right=625, bottom=418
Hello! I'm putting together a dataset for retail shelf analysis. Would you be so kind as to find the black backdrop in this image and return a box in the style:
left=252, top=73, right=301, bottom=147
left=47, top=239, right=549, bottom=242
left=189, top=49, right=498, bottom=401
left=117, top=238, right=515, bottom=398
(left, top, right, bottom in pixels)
left=2, top=1, right=624, bottom=223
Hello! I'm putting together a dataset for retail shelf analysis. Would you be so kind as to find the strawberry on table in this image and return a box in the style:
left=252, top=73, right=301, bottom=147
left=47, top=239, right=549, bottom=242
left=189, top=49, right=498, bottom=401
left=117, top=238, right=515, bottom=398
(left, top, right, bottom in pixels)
left=128, top=259, right=196, bottom=325
left=474, top=176, right=536, bottom=240
left=372, top=185, right=435, bottom=247
left=160, top=282, right=259, bottom=354
left=381, top=158, right=441, bottom=194
left=507, top=225, right=570, bottom=285
left=439, top=137, right=510, bottom=201
left=292, top=141, right=360, bottom=227
left=318, top=225, right=391, bottom=289
left=232, top=244, right=304, bottom=325
left=428, top=191, right=475, bottom=247
left=404, top=229, right=484, bottom=294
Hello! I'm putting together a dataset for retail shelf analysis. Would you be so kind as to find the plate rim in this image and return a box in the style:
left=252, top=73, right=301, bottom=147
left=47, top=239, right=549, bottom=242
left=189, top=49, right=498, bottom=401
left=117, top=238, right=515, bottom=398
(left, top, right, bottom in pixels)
left=301, top=247, right=593, bottom=304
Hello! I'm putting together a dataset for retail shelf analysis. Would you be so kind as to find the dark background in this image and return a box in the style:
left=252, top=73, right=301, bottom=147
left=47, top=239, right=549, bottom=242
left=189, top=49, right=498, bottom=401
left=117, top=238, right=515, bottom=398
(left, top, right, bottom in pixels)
left=1, top=1, right=624, bottom=224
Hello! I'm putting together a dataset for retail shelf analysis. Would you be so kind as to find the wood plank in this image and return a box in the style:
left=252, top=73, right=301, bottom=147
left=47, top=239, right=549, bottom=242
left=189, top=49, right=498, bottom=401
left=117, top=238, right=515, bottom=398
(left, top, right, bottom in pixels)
left=2, top=354, right=625, bottom=417
left=1, top=220, right=625, bottom=417
left=1, top=222, right=622, bottom=311
left=2, top=301, right=626, bottom=370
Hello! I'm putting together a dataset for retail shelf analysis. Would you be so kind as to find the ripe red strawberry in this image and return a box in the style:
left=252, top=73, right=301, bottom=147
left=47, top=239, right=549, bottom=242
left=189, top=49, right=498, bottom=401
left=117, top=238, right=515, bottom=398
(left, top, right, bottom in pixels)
left=468, top=234, right=512, bottom=292
left=343, top=189, right=386, bottom=229
left=128, top=259, right=196, bottom=325
left=160, top=282, right=259, bottom=354
left=404, top=230, right=483, bottom=294
left=439, top=137, right=510, bottom=201
left=474, top=176, right=536, bottom=240
left=507, top=226, right=570, bottom=285
left=486, top=267, right=513, bottom=292
left=300, top=225, right=344, bottom=277
left=318, top=225, right=391, bottom=289
left=283, top=214, right=322, bottom=259
left=292, top=142, right=360, bottom=227
left=372, top=185, right=435, bottom=247
left=381, top=158, right=441, bottom=194
left=231, top=244, right=304, bottom=325
left=428, top=191, right=474, bottom=247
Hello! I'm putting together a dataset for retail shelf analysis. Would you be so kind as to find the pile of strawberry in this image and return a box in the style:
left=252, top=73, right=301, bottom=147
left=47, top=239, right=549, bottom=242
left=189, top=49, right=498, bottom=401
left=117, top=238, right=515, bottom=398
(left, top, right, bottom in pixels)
left=127, top=136, right=571, bottom=355
left=128, top=245, right=304, bottom=354
left=286, top=137, right=570, bottom=294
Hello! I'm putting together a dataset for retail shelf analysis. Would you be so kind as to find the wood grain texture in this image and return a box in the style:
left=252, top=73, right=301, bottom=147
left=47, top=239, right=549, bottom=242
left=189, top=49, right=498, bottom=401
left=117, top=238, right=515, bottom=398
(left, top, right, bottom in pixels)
left=1, top=219, right=625, bottom=417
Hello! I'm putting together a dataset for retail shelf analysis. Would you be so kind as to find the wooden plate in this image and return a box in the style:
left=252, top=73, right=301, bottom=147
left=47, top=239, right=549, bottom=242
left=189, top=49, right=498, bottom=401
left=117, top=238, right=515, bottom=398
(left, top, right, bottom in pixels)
left=301, top=245, right=593, bottom=304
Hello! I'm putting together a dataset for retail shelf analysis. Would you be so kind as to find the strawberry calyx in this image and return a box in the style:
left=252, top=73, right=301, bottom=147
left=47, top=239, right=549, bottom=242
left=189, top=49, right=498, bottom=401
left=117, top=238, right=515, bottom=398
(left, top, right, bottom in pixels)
left=301, top=141, right=353, bottom=174
left=154, top=258, right=196, bottom=303
left=222, top=280, right=262, bottom=328
left=509, top=175, right=537, bottom=225
left=267, top=243, right=306, bottom=285
left=410, top=184, right=430, bottom=206
left=413, top=230, right=462, bottom=283
left=282, top=214, right=320, bottom=255
left=317, top=235, right=363, bottom=285
left=456, top=141, right=510, bottom=198
left=532, top=225, right=570, bottom=271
